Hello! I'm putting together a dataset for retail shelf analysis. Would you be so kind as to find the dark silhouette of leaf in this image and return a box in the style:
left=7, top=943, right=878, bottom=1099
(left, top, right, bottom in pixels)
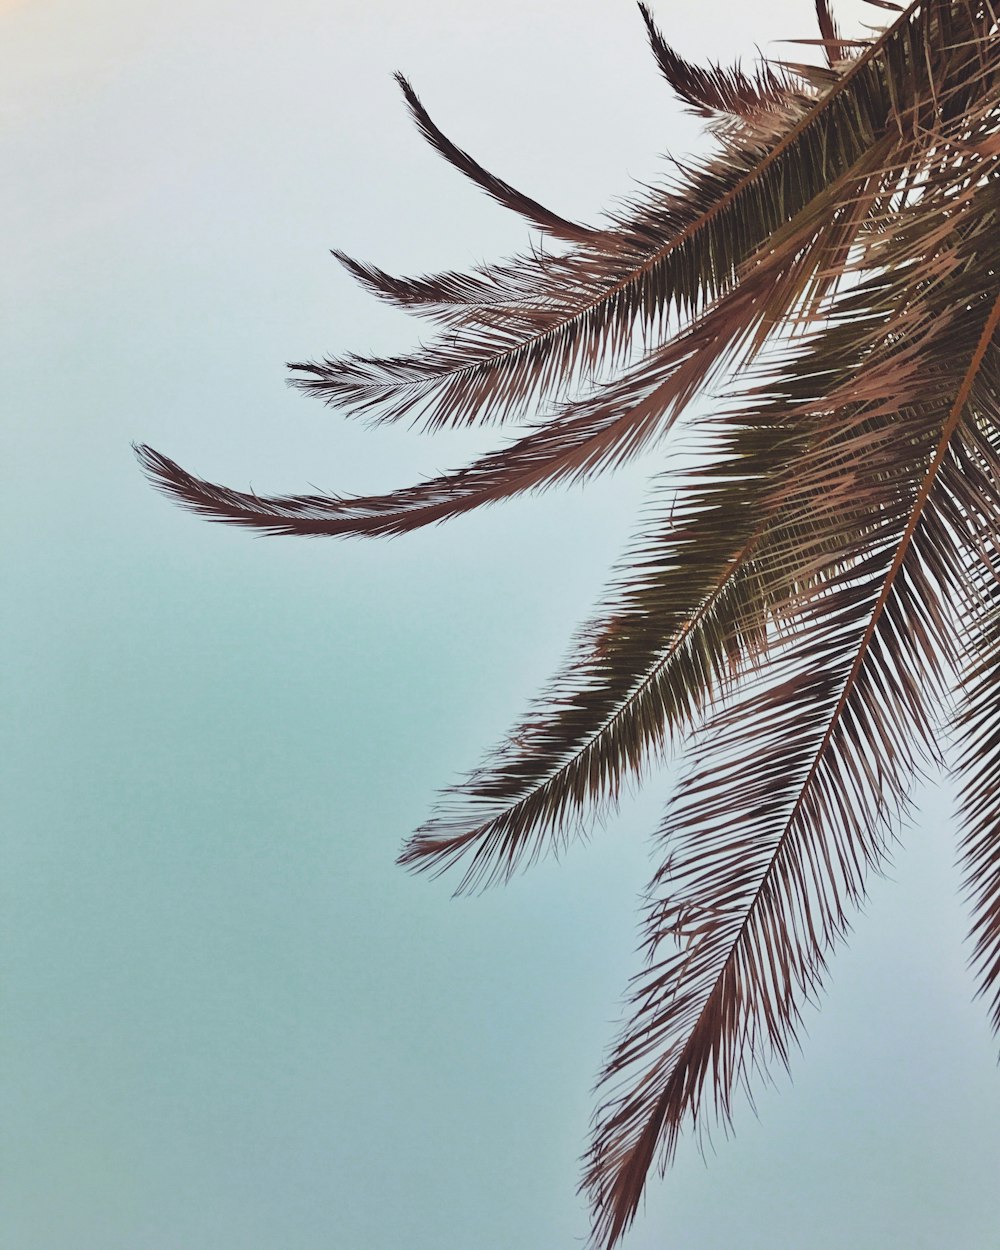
left=637, top=2, right=791, bottom=119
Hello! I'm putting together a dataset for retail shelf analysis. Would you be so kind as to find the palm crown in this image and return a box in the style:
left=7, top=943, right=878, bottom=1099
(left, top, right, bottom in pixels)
left=136, top=1, right=1000, bottom=1244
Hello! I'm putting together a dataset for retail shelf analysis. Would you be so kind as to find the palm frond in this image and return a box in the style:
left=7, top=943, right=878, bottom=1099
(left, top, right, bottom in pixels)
left=135, top=4, right=1000, bottom=1248
left=955, top=600, right=1000, bottom=1031
left=637, top=3, right=791, bottom=120
left=137, top=150, right=915, bottom=541
left=583, top=288, right=1000, bottom=1248
left=814, top=0, right=848, bottom=65
left=328, top=247, right=577, bottom=327
left=288, top=0, right=949, bottom=430
left=141, top=136, right=914, bottom=530
left=394, top=233, right=975, bottom=887
left=394, top=73, right=599, bottom=246
left=950, top=358, right=1000, bottom=1033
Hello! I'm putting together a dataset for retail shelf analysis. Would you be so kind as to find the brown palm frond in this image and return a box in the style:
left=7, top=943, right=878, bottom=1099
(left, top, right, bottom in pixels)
left=395, top=143, right=1000, bottom=882
left=139, top=130, right=929, bottom=541
left=955, top=598, right=1000, bottom=1031
left=637, top=2, right=792, bottom=120
left=394, top=263, right=955, bottom=889
left=137, top=164, right=918, bottom=541
left=584, top=288, right=1000, bottom=1247
left=287, top=0, right=954, bottom=430
left=950, top=361, right=1000, bottom=1033
left=328, top=248, right=577, bottom=327
left=815, top=0, right=846, bottom=64
left=393, top=73, right=600, bottom=246
left=135, top=3, right=1000, bottom=1248
left=393, top=120, right=1000, bottom=888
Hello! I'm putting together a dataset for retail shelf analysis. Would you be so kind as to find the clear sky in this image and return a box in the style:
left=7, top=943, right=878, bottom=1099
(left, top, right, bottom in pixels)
left=3, top=2, right=1000, bottom=1248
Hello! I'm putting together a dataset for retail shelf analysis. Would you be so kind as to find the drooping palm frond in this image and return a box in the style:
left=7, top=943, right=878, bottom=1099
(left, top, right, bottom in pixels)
left=584, top=282, right=1000, bottom=1246
left=393, top=229, right=967, bottom=878
left=956, top=596, right=1000, bottom=1029
left=327, top=247, right=578, bottom=327
left=392, top=73, right=600, bottom=246
left=136, top=2, right=1000, bottom=1247
left=638, top=2, right=793, bottom=119
left=950, top=358, right=1000, bottom=1033
left=286, top=3, right=954, bottom=430
left=135, top=181, right=908, bottom=541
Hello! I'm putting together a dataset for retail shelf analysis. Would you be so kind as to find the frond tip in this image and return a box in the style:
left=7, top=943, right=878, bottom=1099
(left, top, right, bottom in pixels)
left=135, top=2, right=1000, bottom=1247
left=393, top=72, right=597, bottom=244
left=638, top=2, right=790, bottom=119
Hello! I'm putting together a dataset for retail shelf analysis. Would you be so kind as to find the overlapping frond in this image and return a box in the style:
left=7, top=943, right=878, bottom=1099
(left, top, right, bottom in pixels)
left=584, top=284, right=1000, bottom=1247
left=135, top=3, right=1000, bottom=1248
left=950, top=357, right=1000, bottom=1032
left=136, top=182, right=911, bottom=541
left=394, top=93, right=1000, bottom=888
left=287, top=0, right=955, bottom=430
left=394, top=253, right=956, bottom=889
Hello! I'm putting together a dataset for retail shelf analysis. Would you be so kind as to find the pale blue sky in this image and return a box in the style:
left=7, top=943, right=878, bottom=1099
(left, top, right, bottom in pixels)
left=3, top=2, right=1000, bottom=1248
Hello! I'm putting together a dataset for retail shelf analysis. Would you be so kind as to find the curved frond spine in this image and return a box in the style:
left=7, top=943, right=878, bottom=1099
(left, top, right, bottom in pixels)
left=329, top=248, right=576, bottom=327
left=136, top=173, right=913, bottom=542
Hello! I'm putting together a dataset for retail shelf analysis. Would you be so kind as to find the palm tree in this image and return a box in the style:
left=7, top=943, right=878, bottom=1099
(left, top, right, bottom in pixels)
left=136, top=1, right=1000, bottom=1244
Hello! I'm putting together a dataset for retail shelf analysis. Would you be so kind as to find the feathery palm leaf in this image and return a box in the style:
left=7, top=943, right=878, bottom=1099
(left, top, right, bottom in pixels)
left=638, top=1, right=793, bottom=120
left=136, top=1, right=1000, bottom=1246
left=391, top=73, right=600, bottom=246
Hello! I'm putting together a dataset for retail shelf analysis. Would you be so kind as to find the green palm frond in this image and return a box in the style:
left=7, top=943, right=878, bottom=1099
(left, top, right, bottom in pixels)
left=135, top=2, right=1000, bottom=1246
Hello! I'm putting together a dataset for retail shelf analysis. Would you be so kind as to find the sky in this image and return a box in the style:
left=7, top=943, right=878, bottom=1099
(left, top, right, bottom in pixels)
left=3, top=1, right=1000, bottom=1248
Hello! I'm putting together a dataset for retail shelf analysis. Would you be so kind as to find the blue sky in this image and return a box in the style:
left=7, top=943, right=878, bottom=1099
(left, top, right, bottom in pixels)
left=3, top=1, right=1000, bottom=1247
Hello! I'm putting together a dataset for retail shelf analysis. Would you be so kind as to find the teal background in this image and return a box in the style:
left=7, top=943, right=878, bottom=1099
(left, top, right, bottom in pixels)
left=3, top=1, right=1000, bottom=1246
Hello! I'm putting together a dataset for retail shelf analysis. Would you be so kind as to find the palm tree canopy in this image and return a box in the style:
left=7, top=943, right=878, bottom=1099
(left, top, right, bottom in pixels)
left=136, top=1, right=1000, bottom=1245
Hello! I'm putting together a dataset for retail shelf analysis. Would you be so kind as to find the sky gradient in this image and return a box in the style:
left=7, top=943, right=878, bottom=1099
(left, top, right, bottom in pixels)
left=4, top=1, right=1000, bottom=1247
